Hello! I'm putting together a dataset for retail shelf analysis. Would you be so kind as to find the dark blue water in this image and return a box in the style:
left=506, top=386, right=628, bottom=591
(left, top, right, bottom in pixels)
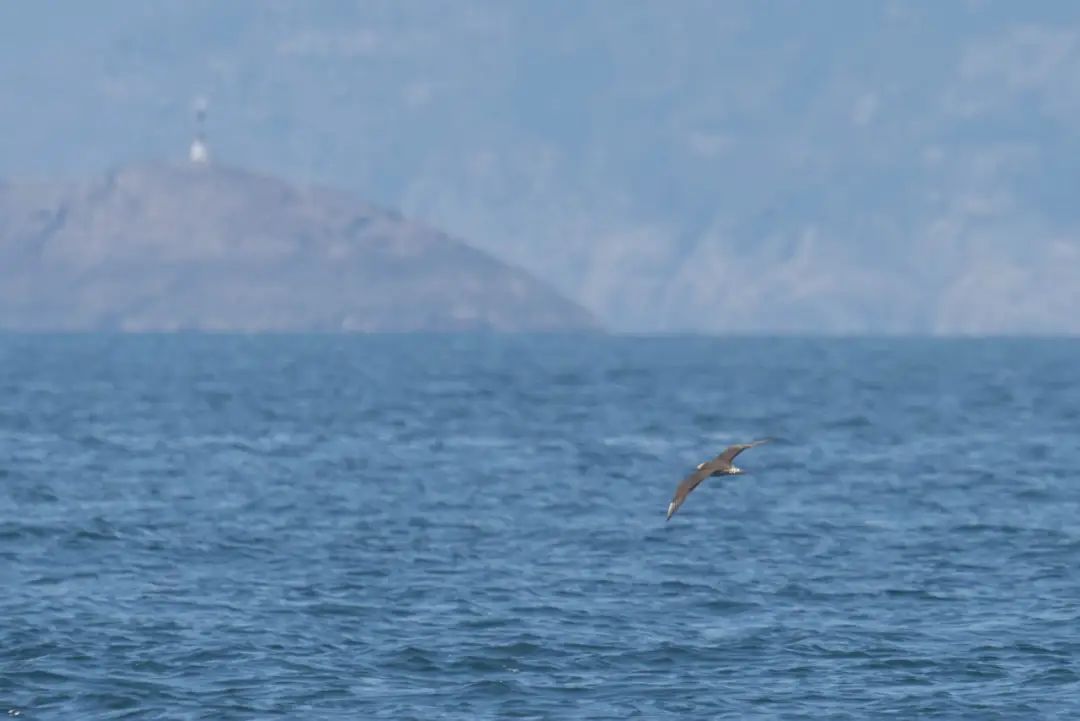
left=2, top=335, right=1078, bottom=719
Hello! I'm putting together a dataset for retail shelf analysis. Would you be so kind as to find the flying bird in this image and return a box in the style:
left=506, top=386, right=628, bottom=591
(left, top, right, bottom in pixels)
left=666, top=439, right=773, bottom=521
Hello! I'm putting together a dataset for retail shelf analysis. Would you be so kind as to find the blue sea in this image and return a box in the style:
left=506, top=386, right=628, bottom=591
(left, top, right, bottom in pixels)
left=2, top=335, right=1078, bottom=719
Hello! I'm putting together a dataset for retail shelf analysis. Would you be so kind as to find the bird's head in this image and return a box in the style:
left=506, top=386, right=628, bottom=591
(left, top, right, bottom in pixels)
left=729, top=465, right=743, bottom=475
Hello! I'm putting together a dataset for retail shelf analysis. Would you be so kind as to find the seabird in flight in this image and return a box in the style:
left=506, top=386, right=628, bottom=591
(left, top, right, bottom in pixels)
left=666, top=439, right=773, bottom=521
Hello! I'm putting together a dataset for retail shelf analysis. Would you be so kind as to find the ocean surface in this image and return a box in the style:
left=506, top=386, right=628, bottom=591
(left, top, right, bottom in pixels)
left=2, top=334, right=1078, bottom=719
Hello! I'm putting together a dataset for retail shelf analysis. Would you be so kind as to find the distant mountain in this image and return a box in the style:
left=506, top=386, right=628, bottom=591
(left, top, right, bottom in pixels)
left=2, top=2, right=1080, bottom=332
left=0, top=163, right=597, bottom=332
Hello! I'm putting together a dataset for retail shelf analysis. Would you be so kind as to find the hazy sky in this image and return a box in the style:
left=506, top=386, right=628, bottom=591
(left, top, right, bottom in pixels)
left=3, top=1, right=1080, bottom=333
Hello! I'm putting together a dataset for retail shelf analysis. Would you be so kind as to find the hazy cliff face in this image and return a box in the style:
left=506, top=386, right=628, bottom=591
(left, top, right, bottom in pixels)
left=2, top=2, right=1080, bottom=333
left=0, top=164, right=597, bottom=332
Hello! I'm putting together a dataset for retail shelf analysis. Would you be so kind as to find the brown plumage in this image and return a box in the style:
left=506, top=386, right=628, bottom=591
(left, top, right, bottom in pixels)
left=665, top=439, right=773, bottom=521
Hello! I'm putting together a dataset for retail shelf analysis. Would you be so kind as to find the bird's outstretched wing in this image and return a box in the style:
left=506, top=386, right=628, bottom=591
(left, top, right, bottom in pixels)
left=716, top=438, right=773, bottom=465
left=666, top=462, right=721, bottom=521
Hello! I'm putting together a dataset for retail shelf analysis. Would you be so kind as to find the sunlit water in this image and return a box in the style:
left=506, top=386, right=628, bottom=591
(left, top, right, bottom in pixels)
left=2, top=335, right=1078, bottom=719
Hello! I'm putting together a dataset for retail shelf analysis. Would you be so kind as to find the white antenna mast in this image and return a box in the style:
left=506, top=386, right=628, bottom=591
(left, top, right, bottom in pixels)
left=189, top=96, right=210, bottom=164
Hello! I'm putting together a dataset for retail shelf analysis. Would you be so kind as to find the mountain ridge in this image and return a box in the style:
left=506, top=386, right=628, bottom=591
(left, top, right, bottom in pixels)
left=3, top=3, right=1080, bottom=332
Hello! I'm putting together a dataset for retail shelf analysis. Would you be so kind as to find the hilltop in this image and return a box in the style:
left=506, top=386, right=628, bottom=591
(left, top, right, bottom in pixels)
left=0, top=163, right=597, bottom=332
